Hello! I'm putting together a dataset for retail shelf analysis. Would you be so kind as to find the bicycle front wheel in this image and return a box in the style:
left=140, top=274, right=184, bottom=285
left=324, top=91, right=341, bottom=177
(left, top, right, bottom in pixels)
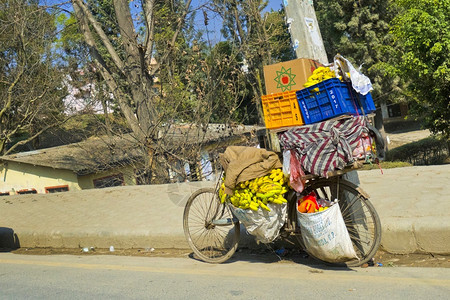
left=183, top=188, right=240, bottom=263
left=293, top=178, right=381, bottom=267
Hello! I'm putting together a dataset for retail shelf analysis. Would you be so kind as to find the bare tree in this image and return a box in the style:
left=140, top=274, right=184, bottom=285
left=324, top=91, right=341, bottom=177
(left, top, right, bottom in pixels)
left=66, top=0, right=295, bottom=184
left=68, top=0, right=259, bottom=183
left=0, top=0, right=68, bottom=155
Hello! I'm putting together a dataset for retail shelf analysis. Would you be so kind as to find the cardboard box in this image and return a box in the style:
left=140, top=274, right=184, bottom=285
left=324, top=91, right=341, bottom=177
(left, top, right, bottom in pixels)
left=263, top=58, right=323, bottom=94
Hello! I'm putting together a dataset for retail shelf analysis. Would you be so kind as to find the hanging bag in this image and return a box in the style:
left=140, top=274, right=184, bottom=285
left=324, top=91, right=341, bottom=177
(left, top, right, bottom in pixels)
left=297, top=201, right=358, bottom=263
left=230, top=203, right=287, bottom=244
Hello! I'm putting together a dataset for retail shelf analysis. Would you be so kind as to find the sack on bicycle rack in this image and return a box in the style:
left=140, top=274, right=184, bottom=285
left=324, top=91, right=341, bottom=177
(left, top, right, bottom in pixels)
left=297, top=202, right=358, bottom=263
left=230, top=203, right=287, bottom=244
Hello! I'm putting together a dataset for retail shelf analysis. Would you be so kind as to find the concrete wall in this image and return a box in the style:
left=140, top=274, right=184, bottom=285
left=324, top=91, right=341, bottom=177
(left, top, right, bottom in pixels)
left=0, top=161, right=81, bottom=194
left=0, top=166, right=448, bottom=254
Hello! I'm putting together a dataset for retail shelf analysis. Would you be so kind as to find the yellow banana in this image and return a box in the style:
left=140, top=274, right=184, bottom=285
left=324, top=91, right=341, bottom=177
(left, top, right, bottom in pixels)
left=272, top=199, right=283, bottom=204
left=249, top=202, right=259, bottom=211
left=258, top=200, right=271, bottom=212
left=220, top=193, right=227, bottom=203
left=277, top=196, right=287, bottom=203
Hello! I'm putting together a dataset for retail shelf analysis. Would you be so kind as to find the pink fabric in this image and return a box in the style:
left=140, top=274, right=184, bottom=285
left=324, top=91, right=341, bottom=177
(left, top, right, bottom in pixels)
left=289, top=150, right=306, bottom=193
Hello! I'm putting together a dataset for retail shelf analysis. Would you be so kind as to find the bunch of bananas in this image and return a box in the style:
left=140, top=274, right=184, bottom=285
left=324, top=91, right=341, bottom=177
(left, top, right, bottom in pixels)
left=303, top=66, right=336, bottom=89
left=219, top=168, right=289, bottom=212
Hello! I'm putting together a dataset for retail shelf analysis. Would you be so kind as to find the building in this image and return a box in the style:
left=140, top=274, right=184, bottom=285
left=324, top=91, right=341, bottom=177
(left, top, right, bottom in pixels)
left=0, top=124, right=261, bottom=195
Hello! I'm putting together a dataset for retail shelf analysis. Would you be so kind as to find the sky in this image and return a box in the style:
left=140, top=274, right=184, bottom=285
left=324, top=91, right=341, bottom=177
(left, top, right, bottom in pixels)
left=43, top=0, right=285, bottom=44
left=193, top=0, right=284, bottom=43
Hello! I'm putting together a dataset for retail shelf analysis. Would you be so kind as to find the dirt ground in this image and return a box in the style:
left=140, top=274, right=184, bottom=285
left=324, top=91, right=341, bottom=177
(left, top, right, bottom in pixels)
left=7, top=247, right=450, bottom=269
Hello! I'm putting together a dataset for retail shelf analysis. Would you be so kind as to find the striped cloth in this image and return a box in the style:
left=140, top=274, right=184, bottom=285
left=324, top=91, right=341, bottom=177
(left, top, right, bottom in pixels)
left=278, top=116, right=367, bottom=178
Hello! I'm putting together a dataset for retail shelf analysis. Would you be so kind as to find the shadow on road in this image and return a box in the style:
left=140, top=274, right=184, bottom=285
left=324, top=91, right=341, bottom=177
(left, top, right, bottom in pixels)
left=187, top=246, right=356, bottom=272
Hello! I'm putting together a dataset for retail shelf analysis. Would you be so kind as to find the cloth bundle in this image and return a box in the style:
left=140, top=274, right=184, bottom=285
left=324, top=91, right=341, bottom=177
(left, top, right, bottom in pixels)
left=278, top=116, right=368, bottom=181
left=219, top=146, right=282, bottom=195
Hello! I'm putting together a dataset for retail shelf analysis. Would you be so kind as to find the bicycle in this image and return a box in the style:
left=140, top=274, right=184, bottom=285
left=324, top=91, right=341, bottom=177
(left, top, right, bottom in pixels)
left=183, top=164, right=381, bottom=267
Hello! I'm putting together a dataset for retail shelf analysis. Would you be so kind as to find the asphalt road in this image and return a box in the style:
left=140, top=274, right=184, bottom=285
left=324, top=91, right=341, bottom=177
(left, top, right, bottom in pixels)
left=1, top=253, right=449, bottom=299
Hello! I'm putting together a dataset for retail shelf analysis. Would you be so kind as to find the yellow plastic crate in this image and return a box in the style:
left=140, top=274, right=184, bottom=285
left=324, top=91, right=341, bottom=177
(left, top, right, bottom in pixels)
left=261, top=91, right=304, bottom=129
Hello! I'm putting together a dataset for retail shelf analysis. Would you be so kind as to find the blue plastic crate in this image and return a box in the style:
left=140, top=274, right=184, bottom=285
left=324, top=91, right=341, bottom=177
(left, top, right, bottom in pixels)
left=355, top=90, right=376, bottom=115
left=296, top=78, right=375, bottom=124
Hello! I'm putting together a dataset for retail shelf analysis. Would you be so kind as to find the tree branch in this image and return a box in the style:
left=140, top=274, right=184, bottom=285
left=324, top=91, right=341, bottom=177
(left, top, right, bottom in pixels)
left=149, top=0, right=193, bottom=77
left=0, top=66, right=25, bottom=120
left=72, top=0, right=125, bottom=73
left=72, top=0, right=144, bottom=140
left=142, top=0, right=156, bottom=63
left=113, top=0, right=140, bottom=60
left=233, top=1, right=246, bottom=46
left=3, top=119, right=68, bottom=156
left=94, top=60, right=146, bottom=141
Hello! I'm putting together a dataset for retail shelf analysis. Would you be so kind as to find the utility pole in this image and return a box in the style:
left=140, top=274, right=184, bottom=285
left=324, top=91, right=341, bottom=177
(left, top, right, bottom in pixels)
left=283, top=0, right=328, bottom=65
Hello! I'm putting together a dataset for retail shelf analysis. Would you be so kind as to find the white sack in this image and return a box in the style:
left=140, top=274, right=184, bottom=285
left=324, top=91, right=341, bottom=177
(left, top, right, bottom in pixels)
left=231, top=203, right=287, bottom=244
left=297, top=203, right=358, bottom=263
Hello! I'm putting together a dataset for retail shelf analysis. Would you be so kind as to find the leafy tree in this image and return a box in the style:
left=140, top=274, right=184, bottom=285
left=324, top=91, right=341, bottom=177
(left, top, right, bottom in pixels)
left=212, top=1, right=294, bottom=124
left=314, top=0, right=405, bottom=109
left=390, top=0, right=450, bottom=137
left=264, top=8, right=295, bottom=64
left=0, top=0, right=67, bottom=155
left=206, top=41, right=253, bottom=124
left=61, top=0, right=296, bottom=183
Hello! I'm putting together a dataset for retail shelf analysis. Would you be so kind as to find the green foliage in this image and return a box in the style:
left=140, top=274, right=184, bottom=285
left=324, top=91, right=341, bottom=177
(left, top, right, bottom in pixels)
left=155, top=2, right=294, bottom=126
left=57, top=14, right=84, bottom=53
left=153, top=1, right=186, bottom=52
left=390, top=0, right=450, bottom=137
left=85, top=0, right=123, bottom=70
left=207, top=41, right=257, bottom=124
left=264, top=9, right=295, bottom=63
left=386, top=135, right=449, bottom=165
left=314, top=0, right=406, bottom=106
left=157, top=39, right=254, bottom=125
left=212, top=1, right=294, bottom=125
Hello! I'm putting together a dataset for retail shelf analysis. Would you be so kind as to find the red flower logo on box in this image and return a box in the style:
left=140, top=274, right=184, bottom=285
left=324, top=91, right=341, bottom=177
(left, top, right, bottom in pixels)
left=274, top=66, right=296, bottom=92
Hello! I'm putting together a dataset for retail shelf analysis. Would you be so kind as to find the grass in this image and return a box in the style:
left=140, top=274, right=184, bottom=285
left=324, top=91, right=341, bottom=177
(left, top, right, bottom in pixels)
left=359, top=161, right=413, bottom=171
left=385, top=135, right=449, bottom=166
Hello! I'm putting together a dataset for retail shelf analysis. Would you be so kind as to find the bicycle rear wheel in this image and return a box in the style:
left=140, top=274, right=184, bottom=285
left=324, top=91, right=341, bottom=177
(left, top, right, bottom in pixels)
left=293, top=177, right=381, bottom=267
left=183, top=188, right=240, bottom=263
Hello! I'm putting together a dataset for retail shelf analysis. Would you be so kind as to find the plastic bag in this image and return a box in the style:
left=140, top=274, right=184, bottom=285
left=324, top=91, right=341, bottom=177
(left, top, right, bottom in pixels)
left=297, top=202, right=358, bottom=263
left=282, top=150, right=291, bottom=177
left=289, top=150, right=306, bottom=193
left=230, top=203, right=287, bottom=244
left=334, top=54, right=373, bottom=95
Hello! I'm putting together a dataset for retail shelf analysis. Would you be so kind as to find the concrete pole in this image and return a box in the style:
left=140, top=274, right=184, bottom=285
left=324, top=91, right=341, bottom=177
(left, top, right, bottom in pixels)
left=283, top=0, right=329, bottom=65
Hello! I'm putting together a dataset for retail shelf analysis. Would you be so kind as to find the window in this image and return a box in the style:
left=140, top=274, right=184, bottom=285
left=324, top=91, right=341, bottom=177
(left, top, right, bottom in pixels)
left=45, top=185, right=69, bottom=193
left=0, top=192, right=10, bottom=196
left=17, top=189, right=37, bottom=195
left=93, top=174, right=124, bottom=188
